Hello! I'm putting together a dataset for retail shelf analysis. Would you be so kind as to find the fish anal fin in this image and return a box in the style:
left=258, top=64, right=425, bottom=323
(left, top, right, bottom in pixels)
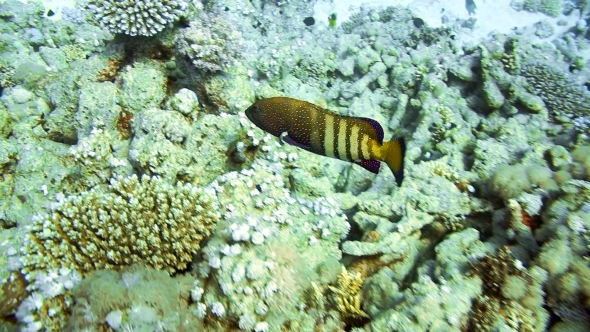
left=355, top=159, right=381, bottom=174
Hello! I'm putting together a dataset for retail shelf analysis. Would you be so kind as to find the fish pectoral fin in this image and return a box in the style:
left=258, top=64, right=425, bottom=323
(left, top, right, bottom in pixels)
left=281, top=132, right=312, bottom=151
left=354, top=159, right=381, bottom=174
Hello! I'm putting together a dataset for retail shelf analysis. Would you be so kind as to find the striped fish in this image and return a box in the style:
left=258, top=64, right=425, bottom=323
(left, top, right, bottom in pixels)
left=245, top=97, right=406, bottom=186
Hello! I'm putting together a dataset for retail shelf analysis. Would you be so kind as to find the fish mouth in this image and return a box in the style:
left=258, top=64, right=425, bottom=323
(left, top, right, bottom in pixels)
left=244, top=105, right=258, bottom=122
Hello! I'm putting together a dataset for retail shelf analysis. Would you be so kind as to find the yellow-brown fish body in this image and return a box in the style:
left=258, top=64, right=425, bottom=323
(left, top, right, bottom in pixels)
left=245, top=97, right=406, bottom=186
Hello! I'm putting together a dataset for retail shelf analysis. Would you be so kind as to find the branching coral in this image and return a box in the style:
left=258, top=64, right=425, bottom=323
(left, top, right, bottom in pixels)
left=88, top=0, right=188, bottom=36
left=21, top=174, right=221, bottom=275
left=328, top=266, right=368, bottom=321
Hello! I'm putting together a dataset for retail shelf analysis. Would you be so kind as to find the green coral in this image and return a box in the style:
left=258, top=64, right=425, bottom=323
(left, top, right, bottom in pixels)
left=578, top=0, right=590, bottom=12
left=290, top=52, right=334, bottom=86
left=490, top=163, right=558, bottom=200
left=524, top=0, right=562, bottom=17
left=540, top=0, right=562, bottom=16
left=521, top=64, right=590, bottom=120
left=0, top=61, right=15, bottom=88
left=61, top=45, right=88, bottom=63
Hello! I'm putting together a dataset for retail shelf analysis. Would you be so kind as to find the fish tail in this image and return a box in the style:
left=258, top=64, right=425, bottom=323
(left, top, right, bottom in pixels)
left=381, top=137, right=405, bottom=186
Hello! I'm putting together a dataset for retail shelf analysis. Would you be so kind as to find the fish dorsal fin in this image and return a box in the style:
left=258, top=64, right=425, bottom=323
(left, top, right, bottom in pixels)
left=357, top=117, right=384, bottom=143
left=355, top=159, right=381, bottom=174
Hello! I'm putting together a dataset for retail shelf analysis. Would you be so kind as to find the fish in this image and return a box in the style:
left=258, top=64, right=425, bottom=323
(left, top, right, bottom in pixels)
left=245, top=97, right=406, bottom=186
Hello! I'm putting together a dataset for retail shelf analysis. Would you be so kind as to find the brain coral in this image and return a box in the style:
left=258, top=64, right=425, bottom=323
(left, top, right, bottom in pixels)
left=88, top=0, right=188, bottom=36
left=21, top=174, right=220, bottom=275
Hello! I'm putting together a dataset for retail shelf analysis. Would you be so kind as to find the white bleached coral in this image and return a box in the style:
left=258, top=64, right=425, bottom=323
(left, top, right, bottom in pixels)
left=192, top=159, right=349, bottom=330
left=175, top=11, right=242, bottom=72
left=15, top=268, right=82, bottom=330
left=88, top=0, right=187, bottom=36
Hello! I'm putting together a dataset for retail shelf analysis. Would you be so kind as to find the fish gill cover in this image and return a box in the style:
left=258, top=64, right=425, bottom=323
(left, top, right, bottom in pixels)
left=0, top=0, right=588, bottom=331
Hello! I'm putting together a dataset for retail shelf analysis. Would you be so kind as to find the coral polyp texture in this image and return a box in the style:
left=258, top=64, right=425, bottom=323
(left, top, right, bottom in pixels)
left=21, top=174, right=221, bottom=275
left=88, top=0, right=188, bottom=36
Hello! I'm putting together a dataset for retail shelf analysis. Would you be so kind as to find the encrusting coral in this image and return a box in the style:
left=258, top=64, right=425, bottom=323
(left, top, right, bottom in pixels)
left=468, top=247, right=549, bottom=331
left=21, top=174, right=221, bottom=275
left=66, top=264, right=199, bottom=331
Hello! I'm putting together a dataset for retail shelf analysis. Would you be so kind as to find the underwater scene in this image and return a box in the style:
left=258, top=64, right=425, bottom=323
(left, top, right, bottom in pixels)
left=0, top=0, right=589, bottom=331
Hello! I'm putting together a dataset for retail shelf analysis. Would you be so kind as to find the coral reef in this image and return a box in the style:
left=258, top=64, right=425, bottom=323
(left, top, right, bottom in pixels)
left=15, top=268, right=82, bottom=331
left=468, top=247, right=549, bottom=331
left=328, top=266, right=368, bottom=321
left=523, top=0, right=563, bottom=17
left=1, top=0, right=590, bottom=331
left=361, top=229, right=485, bottom=331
